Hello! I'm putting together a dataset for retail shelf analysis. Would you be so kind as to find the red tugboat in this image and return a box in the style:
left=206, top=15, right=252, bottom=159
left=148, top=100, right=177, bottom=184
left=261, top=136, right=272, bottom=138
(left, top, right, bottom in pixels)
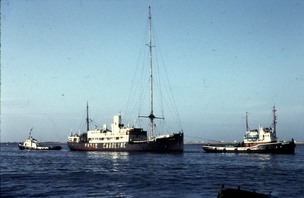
left=203, top=106, right=295, bottom=154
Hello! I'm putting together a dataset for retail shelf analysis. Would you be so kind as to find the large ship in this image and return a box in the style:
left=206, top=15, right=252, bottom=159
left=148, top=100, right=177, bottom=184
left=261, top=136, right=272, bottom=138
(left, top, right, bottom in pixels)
left=67, top=7, right=183, bottom=152
left=203, top=106, right=295, bottom=154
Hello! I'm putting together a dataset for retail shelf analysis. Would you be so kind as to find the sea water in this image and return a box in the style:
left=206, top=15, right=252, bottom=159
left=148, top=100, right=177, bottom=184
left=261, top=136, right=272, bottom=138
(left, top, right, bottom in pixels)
left=1, top=144, right=304, bottom=197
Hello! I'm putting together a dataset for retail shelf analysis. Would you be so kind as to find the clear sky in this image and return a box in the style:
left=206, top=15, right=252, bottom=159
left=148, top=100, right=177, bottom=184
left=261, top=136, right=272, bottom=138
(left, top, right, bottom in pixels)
left=1, top=0, right=304, bottom=143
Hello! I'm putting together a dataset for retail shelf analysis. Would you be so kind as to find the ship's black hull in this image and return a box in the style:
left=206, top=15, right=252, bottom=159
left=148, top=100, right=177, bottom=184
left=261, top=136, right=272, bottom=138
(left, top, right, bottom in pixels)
left=203, top=140, right=295, bottom=154
left=68, top=132, right=183, bottom=152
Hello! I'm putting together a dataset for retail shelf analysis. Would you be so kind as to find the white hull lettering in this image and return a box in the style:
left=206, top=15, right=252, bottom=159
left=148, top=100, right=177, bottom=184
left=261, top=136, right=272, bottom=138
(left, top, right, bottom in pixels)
left=102, top=143, right=126, bottom=149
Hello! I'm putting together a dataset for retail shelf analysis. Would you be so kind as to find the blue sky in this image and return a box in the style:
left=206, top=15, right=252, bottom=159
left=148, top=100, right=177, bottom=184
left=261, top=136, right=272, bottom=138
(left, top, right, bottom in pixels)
left=1, top=0, right=304, bottom=142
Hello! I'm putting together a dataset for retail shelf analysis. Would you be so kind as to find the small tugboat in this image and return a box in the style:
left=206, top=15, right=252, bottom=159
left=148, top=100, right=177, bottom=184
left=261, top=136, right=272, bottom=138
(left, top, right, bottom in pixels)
left=217, top=184, right=277, bottom=198
left=18, top=128, right=62, bottom=150
left=203, top=106, right=295, bottom=154
left=67, top=7, right=184, bottom=152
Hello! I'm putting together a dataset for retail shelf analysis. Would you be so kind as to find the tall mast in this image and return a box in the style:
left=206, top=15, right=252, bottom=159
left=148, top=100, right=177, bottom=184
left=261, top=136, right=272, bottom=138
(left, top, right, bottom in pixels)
left=272, top=106, right=276, bottom=133
left=149, top=6, right=153, bottom=118
left=148, top=6, right=155, bottom=138
left=245, top=112, right=249, bottom=131
left=86, top=102, right=89, bottom=131
left=139, top=6, right=163, bottom=138
left=29, top=127, right=33, bottom=139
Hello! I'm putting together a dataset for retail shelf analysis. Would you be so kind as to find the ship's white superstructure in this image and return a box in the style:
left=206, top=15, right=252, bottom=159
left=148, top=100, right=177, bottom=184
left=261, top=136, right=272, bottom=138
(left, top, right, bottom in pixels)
left=68, top=115, right=149, bottom=145
left=243, top=107, right=277, bottom=147
left=68, top=111, right=183, bottom=152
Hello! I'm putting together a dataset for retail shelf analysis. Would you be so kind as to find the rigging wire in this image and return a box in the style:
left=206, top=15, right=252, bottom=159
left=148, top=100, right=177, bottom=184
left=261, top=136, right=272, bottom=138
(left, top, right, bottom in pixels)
left=123, top=9, right=183, bottom=134
left=75, top=105, right=103, bottom=133
left=124, top=17, right=150, bottom=124
left=152, top=24, right=183, bottom=132
left=77, top=107, right=87, bottom=132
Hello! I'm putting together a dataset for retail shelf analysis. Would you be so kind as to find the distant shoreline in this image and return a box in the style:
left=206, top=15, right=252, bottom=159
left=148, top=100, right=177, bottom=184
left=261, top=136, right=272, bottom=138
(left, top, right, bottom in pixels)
left=186, top=141, right=304, bottom=145
left=1, top=142, right=64, bottom=144
left=2, top=141, right=304, bottom=145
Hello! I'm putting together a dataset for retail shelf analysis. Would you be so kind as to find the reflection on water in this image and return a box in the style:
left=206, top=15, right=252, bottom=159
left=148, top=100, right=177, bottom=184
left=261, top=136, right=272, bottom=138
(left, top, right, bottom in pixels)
left=86, top=151, right=130, bottom=159
left=84, top=151, right=130, bottom=173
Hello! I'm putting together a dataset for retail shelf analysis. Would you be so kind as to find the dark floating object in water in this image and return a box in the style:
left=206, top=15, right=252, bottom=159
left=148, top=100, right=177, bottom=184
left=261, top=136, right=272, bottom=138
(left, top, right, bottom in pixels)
left=217, top=184, right=278, bottom=198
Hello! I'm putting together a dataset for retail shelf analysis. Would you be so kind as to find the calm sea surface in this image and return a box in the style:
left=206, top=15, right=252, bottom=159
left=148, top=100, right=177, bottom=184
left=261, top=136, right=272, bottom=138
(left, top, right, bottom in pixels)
left=1, top=143, right=304, bottom=197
